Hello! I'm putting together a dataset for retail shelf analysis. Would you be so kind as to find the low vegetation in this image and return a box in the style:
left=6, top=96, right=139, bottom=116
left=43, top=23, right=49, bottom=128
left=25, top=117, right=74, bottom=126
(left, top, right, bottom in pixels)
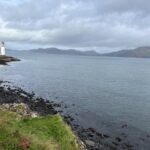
left=0, top=108, right=80, bottom=150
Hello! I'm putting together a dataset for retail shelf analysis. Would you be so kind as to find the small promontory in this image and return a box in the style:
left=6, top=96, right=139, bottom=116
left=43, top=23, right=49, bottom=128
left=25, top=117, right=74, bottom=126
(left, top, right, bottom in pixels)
left=0, top=55, right=20, bottom=65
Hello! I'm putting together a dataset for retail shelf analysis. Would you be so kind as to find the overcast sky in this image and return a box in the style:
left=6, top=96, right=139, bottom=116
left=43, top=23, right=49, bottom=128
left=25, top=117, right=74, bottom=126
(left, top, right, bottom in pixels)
left=0, top=0, right=150, bottom=52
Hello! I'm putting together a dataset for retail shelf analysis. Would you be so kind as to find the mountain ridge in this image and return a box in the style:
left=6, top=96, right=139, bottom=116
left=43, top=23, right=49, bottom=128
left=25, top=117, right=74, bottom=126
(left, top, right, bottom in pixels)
left=29, top=47, right=100, bottom=56
left=26, top=46, right=150, bottom=58
left=101, top=46, right=150, bottom=58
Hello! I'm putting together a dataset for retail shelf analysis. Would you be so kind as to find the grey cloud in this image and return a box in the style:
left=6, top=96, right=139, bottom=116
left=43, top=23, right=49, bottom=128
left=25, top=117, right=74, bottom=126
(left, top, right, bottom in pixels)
left=0, top=0, right=150, bottom=52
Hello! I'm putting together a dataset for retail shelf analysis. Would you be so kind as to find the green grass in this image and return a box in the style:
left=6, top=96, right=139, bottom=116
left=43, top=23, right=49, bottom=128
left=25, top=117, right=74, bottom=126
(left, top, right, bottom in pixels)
left=0, top=109, right=80, bottom=150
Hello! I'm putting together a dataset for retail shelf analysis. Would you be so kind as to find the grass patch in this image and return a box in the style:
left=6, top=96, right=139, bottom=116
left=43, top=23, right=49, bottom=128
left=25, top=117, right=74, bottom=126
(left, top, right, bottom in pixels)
left=0, top=109, right=80, bottom=150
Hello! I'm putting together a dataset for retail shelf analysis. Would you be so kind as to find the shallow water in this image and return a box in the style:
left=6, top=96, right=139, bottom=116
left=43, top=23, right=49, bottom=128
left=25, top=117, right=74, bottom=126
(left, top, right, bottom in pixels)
left=0, top=50, right=150, bottom=149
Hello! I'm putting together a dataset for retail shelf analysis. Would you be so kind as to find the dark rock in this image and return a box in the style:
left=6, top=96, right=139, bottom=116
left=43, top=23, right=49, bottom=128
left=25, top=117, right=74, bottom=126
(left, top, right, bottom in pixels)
left=115, top=137, right=122, bottom=142
left=0, top=82, right=58, bottom=116
left=96, top=132, right=103, bottom=137
left=88, top=133, right=94, bottom=137
left=88, top=128, right=96, bottom=133
left=53, top=103, right=61, bottom=107
left=103, top=134, right=110, bottom=138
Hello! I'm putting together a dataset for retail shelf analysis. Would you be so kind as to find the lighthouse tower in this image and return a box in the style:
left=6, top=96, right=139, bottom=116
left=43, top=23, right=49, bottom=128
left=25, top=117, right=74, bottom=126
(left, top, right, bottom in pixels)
left=0, top=41, right=6, bottom=55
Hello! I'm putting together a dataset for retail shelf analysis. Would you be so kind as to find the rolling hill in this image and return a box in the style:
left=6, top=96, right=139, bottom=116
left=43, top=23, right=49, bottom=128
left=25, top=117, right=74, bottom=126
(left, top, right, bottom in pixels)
left=29, top=47, right=100, bottom=56
left=101, top=47, right=150, bottom=58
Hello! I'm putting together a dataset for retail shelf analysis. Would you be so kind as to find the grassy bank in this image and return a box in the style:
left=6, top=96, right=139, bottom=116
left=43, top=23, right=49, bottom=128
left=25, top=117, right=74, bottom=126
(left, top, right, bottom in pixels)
left=0, top=108, right=80, bottom=150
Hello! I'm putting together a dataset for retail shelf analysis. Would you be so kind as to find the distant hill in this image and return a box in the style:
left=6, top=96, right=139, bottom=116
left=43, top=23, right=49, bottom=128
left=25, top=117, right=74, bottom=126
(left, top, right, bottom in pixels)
left=24, top=46, right=150, bottom=58
left=101, top=47, right=150, bottom=58
left=29, top=47, right=100, bottom=56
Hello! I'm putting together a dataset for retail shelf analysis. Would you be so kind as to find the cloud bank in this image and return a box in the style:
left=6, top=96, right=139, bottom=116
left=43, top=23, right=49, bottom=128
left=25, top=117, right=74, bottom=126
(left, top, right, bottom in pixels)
left=0, top=0, right=150, bottom=52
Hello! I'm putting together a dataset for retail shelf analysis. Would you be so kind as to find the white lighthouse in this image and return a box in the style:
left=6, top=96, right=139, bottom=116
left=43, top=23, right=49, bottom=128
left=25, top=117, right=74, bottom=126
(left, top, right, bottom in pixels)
left=0, top=41, right=6, bottom=55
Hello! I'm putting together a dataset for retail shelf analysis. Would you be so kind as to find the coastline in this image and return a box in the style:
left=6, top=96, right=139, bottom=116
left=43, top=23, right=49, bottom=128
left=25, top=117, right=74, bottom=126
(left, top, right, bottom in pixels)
left=0, top=55, right=20, bottom=65
left=0, top=55, right=139, bottom=150
left=0, top=81, right=137, bottom=150
left=0, top=80, right=85, bottom=150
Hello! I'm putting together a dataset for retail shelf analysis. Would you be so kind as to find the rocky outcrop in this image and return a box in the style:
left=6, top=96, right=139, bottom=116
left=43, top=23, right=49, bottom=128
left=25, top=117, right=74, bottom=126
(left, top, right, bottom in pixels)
left=0, top=103, right=39, bottom=118
left=0, top=55, right=20, bottom=65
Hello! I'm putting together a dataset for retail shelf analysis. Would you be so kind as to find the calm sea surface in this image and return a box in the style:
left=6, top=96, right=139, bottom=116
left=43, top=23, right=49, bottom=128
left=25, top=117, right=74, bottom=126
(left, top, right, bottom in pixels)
left=0, top=51, right=150, bottom=148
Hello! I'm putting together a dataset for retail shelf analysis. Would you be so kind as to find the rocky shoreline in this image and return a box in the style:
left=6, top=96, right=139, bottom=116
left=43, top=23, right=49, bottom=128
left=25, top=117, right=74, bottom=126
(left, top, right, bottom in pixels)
left=0, top=81, right=86, bottom=149
left=0, top=55, right=20, bottom=65
left=0, top=81, right=138, bottom=150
